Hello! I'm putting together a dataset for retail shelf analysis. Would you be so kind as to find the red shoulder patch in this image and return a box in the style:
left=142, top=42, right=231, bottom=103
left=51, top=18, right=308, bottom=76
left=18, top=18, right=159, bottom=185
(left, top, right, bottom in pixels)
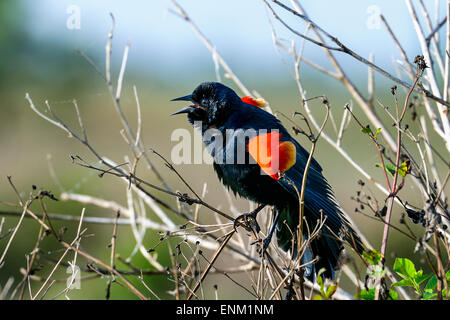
left=247, top=132, right=296, bottom=180
left=241, top=96, right=268, bottom=108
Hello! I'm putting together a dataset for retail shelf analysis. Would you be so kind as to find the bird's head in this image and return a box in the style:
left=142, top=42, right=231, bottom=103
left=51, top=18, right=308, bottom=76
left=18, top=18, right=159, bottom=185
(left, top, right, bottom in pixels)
left=170, top=82, right=241, bottom=127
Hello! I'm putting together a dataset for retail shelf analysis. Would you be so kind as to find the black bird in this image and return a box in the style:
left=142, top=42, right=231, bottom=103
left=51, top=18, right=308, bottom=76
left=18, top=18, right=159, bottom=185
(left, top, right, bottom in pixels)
left=171, top=82, right=363, bottom=280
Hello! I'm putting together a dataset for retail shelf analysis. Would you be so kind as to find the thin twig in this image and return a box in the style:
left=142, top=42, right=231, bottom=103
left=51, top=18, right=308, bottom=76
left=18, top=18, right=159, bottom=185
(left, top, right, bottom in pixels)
left=186, top=230, right=235, bottom=300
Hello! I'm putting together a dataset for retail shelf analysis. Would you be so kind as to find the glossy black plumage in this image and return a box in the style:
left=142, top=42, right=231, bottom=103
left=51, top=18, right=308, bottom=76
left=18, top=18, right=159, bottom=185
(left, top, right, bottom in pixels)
left=171, top=82, right=364, bottom=280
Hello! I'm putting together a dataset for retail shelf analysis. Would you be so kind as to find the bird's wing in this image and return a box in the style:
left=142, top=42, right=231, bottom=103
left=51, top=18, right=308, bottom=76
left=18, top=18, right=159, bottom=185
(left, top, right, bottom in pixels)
left=277, top=137, right=345, bottom=233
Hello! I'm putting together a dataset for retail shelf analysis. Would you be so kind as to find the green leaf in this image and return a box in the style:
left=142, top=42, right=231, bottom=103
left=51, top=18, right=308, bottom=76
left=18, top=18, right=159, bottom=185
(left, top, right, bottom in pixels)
left=415, top=273, right=432, bottom=286
left=325, top=284, right=338, bottom=299
left=422, top=291, right=437, bottom=300
left=315, top=268, right=338, bottom=300
left=356, top=288, right=375, bottom=300
left=392, top=278, right=414, bottom=287
left=393, top=258, right=416, bottom=279
left=423, top=276, right=439, bottom=300
left=361, top=126, right=373, bottom=135
left=384, top=163, right=397, bottom=177
left=316, top=268, right=325, bottom=287
left=362, top=250, right=382, bottom=265
left=374, top=128, right=382, bottom=139
left=316, top=268, right=326, bottom=297
left=388, top=289, right=399, bottom=300
left=380, top=162, right=408, bottom=178
left=425, top=275, right=437, bottom=293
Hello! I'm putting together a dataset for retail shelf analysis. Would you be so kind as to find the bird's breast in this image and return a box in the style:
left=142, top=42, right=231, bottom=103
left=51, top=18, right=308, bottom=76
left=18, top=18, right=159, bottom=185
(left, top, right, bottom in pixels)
left=205, top=128, right=292, bottom=207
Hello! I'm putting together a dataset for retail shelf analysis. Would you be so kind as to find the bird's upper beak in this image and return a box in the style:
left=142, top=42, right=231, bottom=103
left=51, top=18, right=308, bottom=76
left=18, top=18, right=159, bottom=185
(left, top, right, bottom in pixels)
left=170, top=94, right=195, bottom=116
left=171, top=94, right=193, bottom=102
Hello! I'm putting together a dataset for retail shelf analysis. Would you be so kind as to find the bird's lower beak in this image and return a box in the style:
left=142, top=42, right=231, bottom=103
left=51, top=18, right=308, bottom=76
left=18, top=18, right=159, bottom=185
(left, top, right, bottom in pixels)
left=170, top=106, right=196, bottom=116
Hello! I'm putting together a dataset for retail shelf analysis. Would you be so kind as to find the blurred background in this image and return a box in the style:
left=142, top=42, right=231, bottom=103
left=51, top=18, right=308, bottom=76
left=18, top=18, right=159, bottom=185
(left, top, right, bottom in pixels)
left=0, top=0, right=448, bottom=299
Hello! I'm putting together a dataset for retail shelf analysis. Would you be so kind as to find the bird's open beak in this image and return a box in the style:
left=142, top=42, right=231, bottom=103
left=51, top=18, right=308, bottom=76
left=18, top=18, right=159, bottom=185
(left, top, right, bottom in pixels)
left=170, top=94, right=195, bottom=116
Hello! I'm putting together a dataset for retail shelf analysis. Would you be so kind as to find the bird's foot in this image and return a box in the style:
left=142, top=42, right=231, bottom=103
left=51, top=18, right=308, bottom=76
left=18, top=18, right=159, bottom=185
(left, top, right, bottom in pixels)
left=256, top=236, right=272, bottom=257
left=233, top=212, right=261, bottom=233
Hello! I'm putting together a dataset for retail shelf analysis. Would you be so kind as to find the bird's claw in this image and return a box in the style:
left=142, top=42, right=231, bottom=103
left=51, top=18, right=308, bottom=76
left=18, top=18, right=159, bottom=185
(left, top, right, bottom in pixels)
left=256, top=237, right=272, bottom=257
left=262, top=237, right=271, bottom=251
left=233, top=212, right=261, bottom=233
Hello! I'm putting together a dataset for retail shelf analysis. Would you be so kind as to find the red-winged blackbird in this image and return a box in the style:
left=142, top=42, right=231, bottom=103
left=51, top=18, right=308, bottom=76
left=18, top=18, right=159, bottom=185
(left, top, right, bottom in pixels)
left=171, top=82, right=364, bottom=280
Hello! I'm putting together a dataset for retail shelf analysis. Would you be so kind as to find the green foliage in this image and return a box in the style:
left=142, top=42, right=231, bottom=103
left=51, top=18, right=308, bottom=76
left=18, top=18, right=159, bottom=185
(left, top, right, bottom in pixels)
left=313, top=268, right=338, bottom=300
left=356, top=287, right=375, bottom=300
left=375, top=161, right=408, bottom=178
left=423, top=275, right=439, bottom=300
left=361, top=125, right=382, bottom=139
left=392, top=257, right=449, bottom=300
left=356, top=250, right=395, bottom=300
left=355, top=287, right=398, bottom=300
left=356, top=257, right=448, bottom=300
left=421, top=270, right=450, bottom=300
left=374, top=128, right=382, bottom=139
left=361, top=125, right=373, bottom=135
left=392, top=257, right=431, bottom=294
left=363, top=250, right=382, bottom=265
left=355, top=250, right=398, bottom=300
left=363, top=250, right=386, bottom=280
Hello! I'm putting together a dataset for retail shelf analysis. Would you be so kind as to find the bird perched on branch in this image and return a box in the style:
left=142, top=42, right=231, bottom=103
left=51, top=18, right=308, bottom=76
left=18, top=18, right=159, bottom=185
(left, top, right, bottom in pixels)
left=171, top=82, right=363, bottom=280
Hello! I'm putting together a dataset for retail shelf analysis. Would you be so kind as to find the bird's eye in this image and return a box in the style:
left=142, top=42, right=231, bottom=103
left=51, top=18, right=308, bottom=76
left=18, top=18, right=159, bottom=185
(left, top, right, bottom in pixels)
left=201, top=98, right=208, bottom=106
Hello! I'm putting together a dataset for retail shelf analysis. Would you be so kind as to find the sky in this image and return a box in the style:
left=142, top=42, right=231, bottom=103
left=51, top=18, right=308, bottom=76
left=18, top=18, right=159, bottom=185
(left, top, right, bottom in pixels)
left=25, top=0, right=446, bottom=83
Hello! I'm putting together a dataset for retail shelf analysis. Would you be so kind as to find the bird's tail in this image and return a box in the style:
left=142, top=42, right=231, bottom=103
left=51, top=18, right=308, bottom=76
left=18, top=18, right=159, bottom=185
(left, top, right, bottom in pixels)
left=275, top=204, right=363, bottom=282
